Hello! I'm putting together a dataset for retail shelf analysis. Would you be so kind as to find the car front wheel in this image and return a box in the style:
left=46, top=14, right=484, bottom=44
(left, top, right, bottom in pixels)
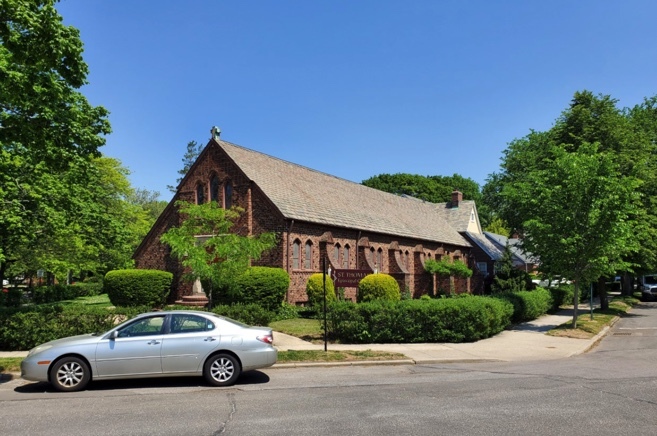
left=204, top=353, right=241, bottom=387
left=49, top=357, right=91, bottom=392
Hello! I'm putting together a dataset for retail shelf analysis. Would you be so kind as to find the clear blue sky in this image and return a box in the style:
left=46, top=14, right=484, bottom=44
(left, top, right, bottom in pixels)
left=56, top=0, right=657, bottom=201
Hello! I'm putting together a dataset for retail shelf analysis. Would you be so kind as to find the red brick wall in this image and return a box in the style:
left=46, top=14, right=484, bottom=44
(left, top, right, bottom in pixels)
left=133, top=141, right=478, bottom=305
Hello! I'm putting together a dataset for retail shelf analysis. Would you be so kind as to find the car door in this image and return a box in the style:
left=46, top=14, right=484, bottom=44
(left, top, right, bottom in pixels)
left=95, top=314, right=166, bottom=377
left=160, top=313, right=220, bottom=374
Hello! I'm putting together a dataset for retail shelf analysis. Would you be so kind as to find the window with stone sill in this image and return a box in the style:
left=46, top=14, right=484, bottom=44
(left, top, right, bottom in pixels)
left=304, top=241, right=312, bottom=269
left=196, top=183, right=206, bottom=204
left=292, top=240, right=300, bottom=270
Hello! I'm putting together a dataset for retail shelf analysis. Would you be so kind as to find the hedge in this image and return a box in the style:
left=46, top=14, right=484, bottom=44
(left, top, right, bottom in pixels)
left=230, top=267, right=290, bottom=312
left=211, top=303, right=276, bottom=327
left=0, top=305, right=148, bottom=351
left=104, top=269, right=172, bottom=308
left=326, top=296, right=513, bottom=343
left=357, top=274, right=400, bottom=303
left=493, top=288, right=553, bottom=323
left=31, top=283, right=102, bottom=305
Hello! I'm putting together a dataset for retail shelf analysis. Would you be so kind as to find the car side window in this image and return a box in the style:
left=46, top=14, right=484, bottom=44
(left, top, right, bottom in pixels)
left=170, top=314, right=215, bottom=334
left=117, top=316, right=165, bottom=338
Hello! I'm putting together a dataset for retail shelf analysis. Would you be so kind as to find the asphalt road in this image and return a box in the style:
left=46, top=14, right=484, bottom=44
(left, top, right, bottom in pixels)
left=2, top=303, right=657, bottom=435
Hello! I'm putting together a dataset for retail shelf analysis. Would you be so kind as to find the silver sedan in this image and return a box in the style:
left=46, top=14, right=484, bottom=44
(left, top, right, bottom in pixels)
left=21, top=310, right=277, bottom=392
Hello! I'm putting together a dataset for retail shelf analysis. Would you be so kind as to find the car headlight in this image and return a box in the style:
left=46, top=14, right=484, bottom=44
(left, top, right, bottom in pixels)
left=27, top=344, right=53, bottom=357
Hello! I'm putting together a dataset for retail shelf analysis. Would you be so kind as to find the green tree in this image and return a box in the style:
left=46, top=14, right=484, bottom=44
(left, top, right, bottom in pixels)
left=160, top=201, right=277, bottom=301
left=500, top=142, right=639, bottom=327
left=0, top=0, right=110, bottom=284
left=167, top=140, right=203, bottom=193
left=491, top=244, right=532, bottom=293
left=362, top=173, right=481, bottom=203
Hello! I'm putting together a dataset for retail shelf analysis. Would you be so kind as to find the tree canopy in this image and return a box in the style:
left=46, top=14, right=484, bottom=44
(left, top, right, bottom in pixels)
left=1, top=1, right=164, bottom=284
left=488, top=91, right=650, bottom=325
left=160, top=201, right=277, bottom=301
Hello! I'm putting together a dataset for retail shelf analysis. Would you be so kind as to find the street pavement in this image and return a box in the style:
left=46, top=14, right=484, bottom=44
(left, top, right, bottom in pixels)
left=0, top=307, right=611, bottom=372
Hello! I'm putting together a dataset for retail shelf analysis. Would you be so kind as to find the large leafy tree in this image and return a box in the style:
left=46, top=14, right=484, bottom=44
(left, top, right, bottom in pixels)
left=513, top=144, right=639, bottom=327
left=0, top=0, right=111, bottom=284
left=160, top=201, right=277, bottom=301
left=362, top=173, right=481, bottom=204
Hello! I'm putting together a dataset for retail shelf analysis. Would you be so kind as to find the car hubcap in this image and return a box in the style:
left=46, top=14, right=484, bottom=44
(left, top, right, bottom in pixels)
left=56, top=362, right=84, bottom=387
left=210, top=358, right=234, bottom=382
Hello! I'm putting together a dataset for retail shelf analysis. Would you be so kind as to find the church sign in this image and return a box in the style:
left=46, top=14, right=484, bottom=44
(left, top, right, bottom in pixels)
left=331, top=269, right=372, bottom=288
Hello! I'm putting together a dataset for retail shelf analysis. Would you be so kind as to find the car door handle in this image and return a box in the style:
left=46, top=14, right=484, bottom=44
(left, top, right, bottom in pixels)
left=204, top=337, right=217, bottom=342
left=147, top=340, right=161, bottom=345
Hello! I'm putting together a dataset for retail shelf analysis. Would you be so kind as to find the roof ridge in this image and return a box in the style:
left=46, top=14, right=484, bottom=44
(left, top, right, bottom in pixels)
left=218, top=139, right=369, bottom=189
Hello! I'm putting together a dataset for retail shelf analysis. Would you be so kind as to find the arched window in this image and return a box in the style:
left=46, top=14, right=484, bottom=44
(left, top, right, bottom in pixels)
left=334, top=243, right=341, bottom=265
left=224, top=180, right=233, bottom=209
left=405, top=251, right=410, bottom=269
left=210, top=175, right=220, bottom=202
left=343, top=245, right=350, bottom=269
left=196, top=183, right=205, bottom=204
left=292, top=240, right=300, bottom=270
left=304, top=241, right=312, bottom=269
left=377, top=248, right=383, bottom=272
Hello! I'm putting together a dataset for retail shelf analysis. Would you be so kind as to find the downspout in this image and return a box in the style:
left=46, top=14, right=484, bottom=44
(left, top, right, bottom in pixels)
left=356, top=230, right=361, bottom=268
left=286, top=219, right=294, bottom=302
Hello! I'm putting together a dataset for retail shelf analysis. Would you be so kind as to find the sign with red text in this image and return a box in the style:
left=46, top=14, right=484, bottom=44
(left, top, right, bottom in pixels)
left=331, top=269, right=371, bottom=287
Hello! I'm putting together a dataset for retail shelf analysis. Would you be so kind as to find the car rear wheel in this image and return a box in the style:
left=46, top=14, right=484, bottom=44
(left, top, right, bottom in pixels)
left=49, top=357, right=91, bottom=392
left=204, top=353, right=241, bottom=387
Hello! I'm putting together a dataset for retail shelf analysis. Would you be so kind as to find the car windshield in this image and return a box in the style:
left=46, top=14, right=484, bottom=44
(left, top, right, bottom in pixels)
left=645, top=276, right=657, bottom=285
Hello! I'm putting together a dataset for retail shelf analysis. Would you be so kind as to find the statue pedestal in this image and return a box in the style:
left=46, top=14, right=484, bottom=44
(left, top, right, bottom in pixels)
left=174, top=278, right=209, bottom=307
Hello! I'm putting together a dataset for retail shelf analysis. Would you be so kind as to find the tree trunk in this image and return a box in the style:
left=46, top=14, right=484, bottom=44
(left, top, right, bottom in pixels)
left=621, top=272, right=633, bottom=296
left=598, top=277, right=608, bottom=310
left=572, top=280, right=580, bottom=329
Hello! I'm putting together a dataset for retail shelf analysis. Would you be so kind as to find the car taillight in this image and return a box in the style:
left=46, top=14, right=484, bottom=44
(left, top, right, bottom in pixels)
left=257, top=334, right=273, bottom=344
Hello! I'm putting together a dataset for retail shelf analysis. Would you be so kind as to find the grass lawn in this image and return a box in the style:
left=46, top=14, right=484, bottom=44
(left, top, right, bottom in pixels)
left=269, top=318, right=323, bottom=342
left=64, top=293, right=113, bottom=307
left=277, top=350, right=407, bottom=363
left=0, top=357, right=22, bottom=373
left=548, top=295, right=639, bottom=339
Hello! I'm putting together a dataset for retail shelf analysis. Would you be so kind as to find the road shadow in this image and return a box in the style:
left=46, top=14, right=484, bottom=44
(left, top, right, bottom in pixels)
left=13, top=370, right=270, bottom=394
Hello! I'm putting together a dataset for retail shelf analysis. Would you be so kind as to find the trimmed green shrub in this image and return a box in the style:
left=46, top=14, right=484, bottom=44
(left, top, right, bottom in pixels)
left=547, top=283, right=575, bottom=311
left=326, top=296, right=513, bottom=343
left=0, top=305, right=147, bottom=350
left=211, top=303, right=276, bottom=326
left=494, top=288, right=553, bottom=323
left=0, top=287, right=24, bottom=308
left=357, top=274, right=400, bottom=303
left=104, top=269, right=172, bottom=308
left=306, top=273, right=336, bottom=306
left=231, top=267, right=290, bottom=312
left=274, top=302, right=300, bottom=321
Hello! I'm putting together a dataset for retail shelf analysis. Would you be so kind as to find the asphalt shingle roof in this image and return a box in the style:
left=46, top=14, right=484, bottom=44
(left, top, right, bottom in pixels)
left=216, top=140, right=470, bottom=247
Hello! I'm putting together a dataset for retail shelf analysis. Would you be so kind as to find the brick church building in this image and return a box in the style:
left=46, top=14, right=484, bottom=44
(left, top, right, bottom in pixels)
left=133, top=129, right=488, bottom=304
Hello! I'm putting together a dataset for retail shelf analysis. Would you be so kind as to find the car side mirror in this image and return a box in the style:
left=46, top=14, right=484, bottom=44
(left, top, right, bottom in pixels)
left=109, top=330, right=119, bottom=340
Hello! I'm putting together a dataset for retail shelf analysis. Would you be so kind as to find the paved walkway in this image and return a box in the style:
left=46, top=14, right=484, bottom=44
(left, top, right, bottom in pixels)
left=0, top=308, right=611, bottom=370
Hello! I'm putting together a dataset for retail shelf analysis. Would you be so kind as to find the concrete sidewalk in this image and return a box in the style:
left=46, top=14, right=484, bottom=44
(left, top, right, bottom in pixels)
left=0, top=308, right=611, bottom=369
left=272, top=308, right=612, bottom=368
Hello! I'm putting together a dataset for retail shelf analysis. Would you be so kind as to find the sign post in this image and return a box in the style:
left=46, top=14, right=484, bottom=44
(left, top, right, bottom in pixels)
left=322, top=256, right=327, bottom=352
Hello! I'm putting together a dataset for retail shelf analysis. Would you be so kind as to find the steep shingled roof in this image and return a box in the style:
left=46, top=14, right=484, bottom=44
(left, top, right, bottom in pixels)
left=434, top=200, right=478, bottom=233
left=215, top=139, right=470, bottom=247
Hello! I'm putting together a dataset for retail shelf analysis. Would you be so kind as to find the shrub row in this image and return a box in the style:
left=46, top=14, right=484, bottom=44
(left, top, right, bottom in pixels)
left=0, top=305, right=147, bottom=351
left=326, top=296, right=513, bottom=343
left=32, top=283, right=102, bottom=304
left=493, top=287, right=553, bottom=323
